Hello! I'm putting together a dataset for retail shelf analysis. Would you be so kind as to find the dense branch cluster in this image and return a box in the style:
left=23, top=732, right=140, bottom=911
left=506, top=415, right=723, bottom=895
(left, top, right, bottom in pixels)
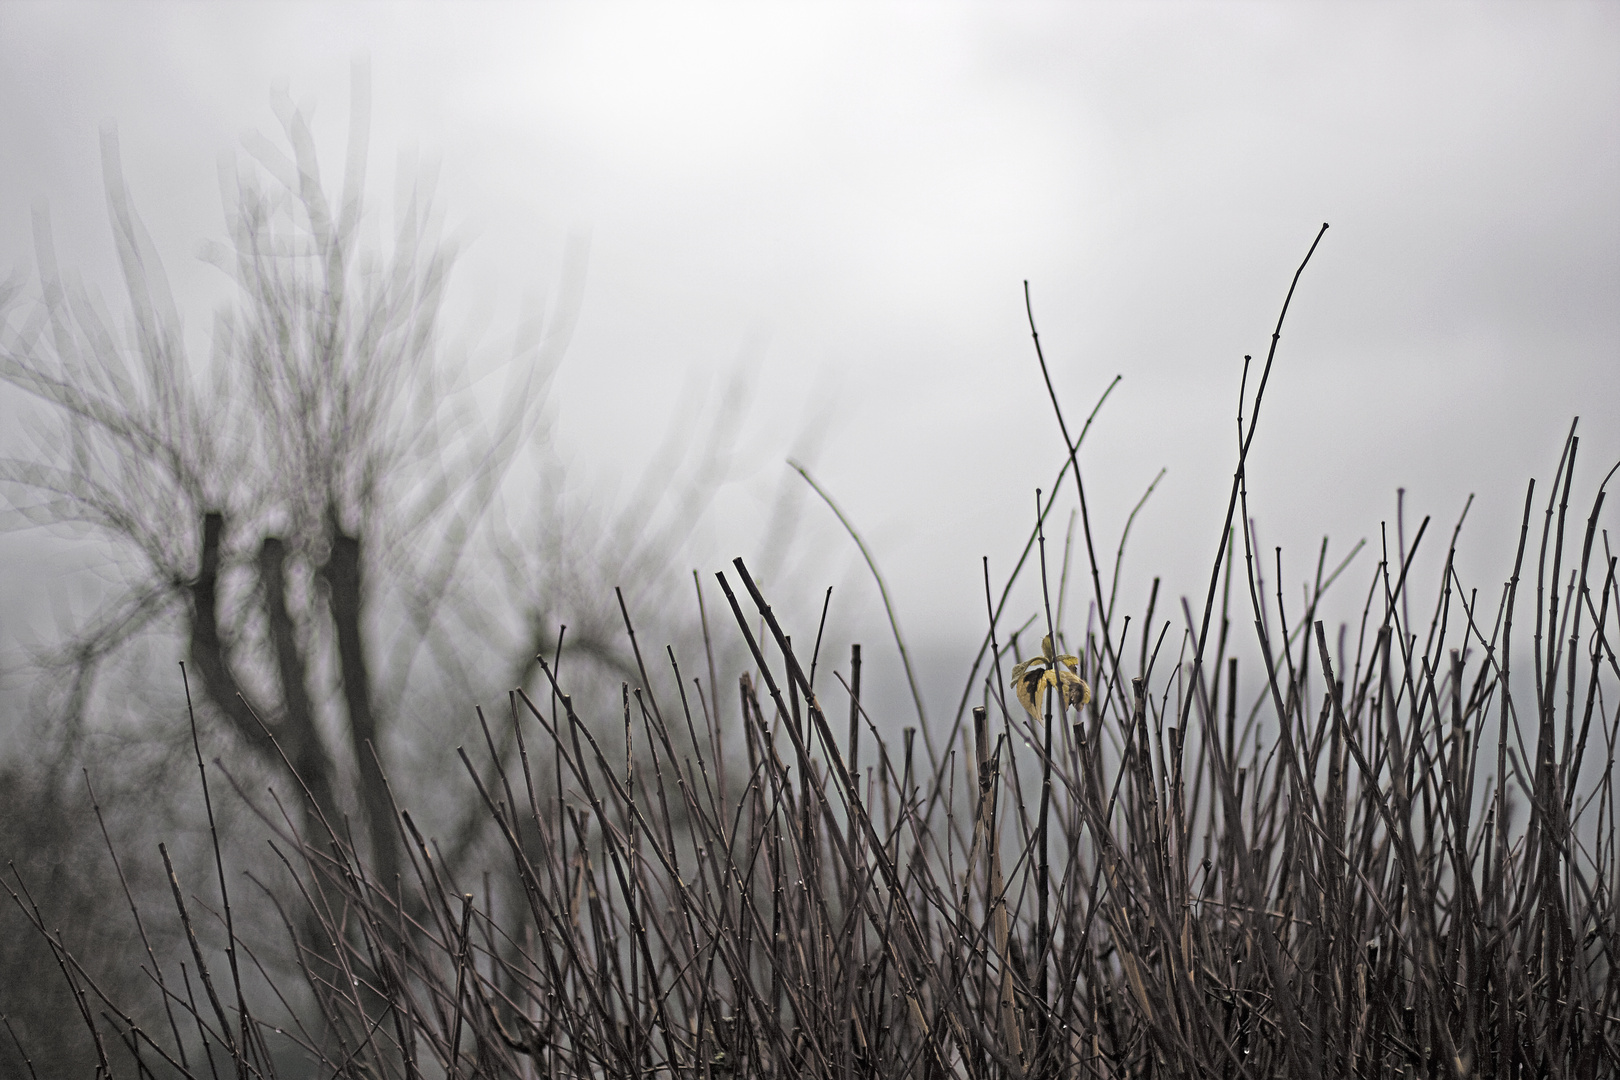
left=5, top=222, right=1616, bottom=1077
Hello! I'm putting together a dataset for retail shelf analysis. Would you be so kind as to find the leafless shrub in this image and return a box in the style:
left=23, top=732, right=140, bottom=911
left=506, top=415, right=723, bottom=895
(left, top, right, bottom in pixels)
left=9, top=227, right=1616, bottom=1078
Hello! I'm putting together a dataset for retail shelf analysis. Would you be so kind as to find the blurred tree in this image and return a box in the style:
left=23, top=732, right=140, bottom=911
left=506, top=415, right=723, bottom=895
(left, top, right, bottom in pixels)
left=0, top=72, right=595, bottom=898
left=0, top=69, right=820, bottom=1075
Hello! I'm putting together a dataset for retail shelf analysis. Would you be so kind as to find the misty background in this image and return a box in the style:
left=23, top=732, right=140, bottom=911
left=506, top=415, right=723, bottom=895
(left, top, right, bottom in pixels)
left=1, top=2, right=1616, bottom=737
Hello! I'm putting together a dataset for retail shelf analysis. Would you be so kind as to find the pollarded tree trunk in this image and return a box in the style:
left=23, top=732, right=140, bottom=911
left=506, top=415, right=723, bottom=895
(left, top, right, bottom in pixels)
left=187, top=508, right=401, bottom=912
left=188, top=511, right=342, bottom=832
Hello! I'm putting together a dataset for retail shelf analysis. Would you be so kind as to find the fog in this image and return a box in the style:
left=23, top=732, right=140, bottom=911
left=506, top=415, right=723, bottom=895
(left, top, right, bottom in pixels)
left=2, top=2, right=1616, bottom=731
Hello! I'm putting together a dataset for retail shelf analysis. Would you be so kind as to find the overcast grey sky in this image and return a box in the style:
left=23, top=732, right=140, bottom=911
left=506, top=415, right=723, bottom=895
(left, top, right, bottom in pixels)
left=2, top=3, right=1616, bottom=722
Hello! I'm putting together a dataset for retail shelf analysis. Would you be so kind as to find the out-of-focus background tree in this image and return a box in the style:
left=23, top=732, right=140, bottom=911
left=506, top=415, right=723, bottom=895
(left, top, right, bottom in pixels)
left=0, top=74, right=789, bottom=1071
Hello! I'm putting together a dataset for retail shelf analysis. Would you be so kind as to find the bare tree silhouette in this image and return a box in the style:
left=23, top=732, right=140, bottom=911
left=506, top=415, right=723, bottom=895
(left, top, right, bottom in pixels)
left=0, top=69, right=590, bottom=897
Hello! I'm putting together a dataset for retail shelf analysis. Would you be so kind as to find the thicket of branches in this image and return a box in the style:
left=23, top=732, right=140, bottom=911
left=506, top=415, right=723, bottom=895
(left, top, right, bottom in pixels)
left=4, top=222, right=1617, bottom=1078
